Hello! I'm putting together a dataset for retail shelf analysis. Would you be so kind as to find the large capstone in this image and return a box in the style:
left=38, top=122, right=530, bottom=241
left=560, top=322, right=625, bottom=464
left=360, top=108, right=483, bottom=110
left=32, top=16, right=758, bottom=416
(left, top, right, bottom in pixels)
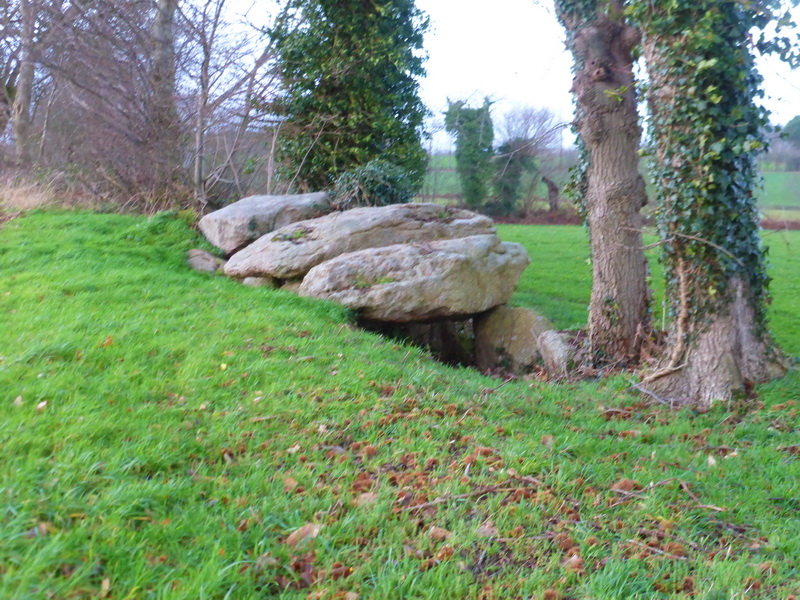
left=198, top=192, right=331, bottom=255
left=223, top=203, right=495, bottom=280
left=298, top=234, right=530, bottom=323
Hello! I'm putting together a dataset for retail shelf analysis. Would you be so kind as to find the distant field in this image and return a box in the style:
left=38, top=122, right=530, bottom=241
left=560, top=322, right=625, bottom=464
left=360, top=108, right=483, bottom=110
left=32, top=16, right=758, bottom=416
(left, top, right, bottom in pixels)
left=761, top=171, right=800, bottom=208
left=424, top=154, right=800, bottom=216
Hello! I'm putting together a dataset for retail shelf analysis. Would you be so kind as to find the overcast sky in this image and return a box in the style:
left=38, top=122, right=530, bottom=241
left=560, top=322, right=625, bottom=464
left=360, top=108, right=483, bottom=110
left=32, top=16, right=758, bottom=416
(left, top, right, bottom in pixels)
left=235, top=0, right=800, bottom=149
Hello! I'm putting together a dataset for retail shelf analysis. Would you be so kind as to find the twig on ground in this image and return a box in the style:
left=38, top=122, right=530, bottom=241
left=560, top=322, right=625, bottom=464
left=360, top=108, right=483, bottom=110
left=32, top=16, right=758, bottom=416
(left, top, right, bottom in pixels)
left=679, top=480, right=727, bottom=512
left=401, top=477, right=541, bottom=513
left=480, top=377, right=515, bottom=399
left=629, top=379, right=679, bottom=408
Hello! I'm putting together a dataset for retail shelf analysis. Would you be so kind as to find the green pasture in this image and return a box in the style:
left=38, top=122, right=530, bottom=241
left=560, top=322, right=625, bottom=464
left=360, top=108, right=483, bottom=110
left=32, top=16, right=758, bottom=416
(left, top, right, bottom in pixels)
left=1, top=211, right=798, bottom=599
left=424, top=155, right=800, bottom=215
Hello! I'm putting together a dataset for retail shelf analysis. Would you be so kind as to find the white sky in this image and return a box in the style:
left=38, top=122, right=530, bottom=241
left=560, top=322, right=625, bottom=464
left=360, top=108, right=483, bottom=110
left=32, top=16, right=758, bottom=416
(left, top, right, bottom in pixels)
left=234, top=0, right=800, bottom=149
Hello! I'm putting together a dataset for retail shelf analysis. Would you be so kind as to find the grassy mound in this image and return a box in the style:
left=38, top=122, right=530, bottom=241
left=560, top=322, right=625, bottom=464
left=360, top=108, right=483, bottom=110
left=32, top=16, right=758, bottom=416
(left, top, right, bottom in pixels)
left=1, top=212, right=798, bottom=599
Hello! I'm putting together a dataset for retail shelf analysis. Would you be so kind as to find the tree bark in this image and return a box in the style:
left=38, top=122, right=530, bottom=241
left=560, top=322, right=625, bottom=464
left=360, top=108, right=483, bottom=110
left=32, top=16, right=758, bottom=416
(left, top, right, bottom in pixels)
left=638, top=25, right=789, bottom=408
left=151, top=0, right=181, bottom=183
left=1, top=64, right=17, bottom=136
left=541, top=175, right=559, bottom=212
left=559, top=5, right=651, bottom=363
left=12, top=0, right=36, bottom=165
left=642, top=277, right=788, bottom=408
left=194, top=43, right=210, bottom=204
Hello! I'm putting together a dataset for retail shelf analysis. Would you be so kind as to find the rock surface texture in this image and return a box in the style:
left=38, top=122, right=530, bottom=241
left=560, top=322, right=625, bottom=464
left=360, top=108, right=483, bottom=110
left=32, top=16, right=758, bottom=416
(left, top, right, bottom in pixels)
left=537, top=331, right=573, bottom=378
left=223, top=203, right=494, bottom=280
left=198, top=192, right=330, bottom=255
left=187, top=249, right=225, bottom=273
left=298, top=234, right=530, bottom=322
left=474, top=306, right=554, bottom=373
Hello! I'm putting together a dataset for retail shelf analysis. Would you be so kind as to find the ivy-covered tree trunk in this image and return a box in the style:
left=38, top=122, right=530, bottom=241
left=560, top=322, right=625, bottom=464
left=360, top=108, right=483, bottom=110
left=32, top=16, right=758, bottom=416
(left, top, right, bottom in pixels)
left=445, top=99, right=495, bottom=210
left=557, top=1, right=651, bottom=363
left=541, top=175, right=560, bottom=212
left=635, top=1, right=788, bottom=407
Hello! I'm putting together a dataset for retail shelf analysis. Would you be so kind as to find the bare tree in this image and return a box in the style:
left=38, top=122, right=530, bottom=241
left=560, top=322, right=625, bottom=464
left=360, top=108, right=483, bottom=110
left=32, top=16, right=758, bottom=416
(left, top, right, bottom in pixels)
left=494, top=106, right=566, bottom=214
left=150, top=0, right=182, bottom=182
left=179, top=0, right=281, bottom=206
left=496, top=106, right=562, bottom=155
left=1, top=0, right=284, bottom=209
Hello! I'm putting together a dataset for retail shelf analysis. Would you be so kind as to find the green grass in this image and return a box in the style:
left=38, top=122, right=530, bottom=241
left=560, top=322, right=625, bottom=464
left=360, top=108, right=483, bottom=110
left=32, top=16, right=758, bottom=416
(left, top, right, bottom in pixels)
left=501, top=225, right=800, bottom=357
left=1, top=211, right=799, bottom=599
left=762, top=172, right=800, bottom=208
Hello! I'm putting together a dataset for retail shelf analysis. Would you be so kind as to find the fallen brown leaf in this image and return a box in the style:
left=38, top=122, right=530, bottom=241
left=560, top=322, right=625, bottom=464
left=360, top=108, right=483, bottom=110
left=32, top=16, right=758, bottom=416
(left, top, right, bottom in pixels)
left=355, top=492, right=378, bottom=507
left=427, top=526, right=452, bottom=541
left=351, top=472, right=374, bottom=492
left=285, top=523, right=321, bottom=547
left=610, top=478, right=640, bottom=492
left=562, top=553, right=584, bottom=573
left=553, top=533, right=576, bottom=552
left=476, top=521, right=498, bottom=538
left=329, top=562, right=353, bottom=580
left=436, top=545, right=454, bottom=561
left=619, top=430, right=641, bottom=439
left=663, top=542, right=686, bottom=557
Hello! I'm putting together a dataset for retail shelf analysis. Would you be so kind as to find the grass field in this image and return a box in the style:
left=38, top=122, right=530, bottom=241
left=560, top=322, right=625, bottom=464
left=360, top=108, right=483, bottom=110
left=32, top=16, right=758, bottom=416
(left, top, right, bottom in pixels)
left=1, top=211, right=798, bottom=599
left=424, top=155, right=800, bottom=215
left=761, top=172, right=800, bottom=209
left=502, top=225, right=800, bottom=356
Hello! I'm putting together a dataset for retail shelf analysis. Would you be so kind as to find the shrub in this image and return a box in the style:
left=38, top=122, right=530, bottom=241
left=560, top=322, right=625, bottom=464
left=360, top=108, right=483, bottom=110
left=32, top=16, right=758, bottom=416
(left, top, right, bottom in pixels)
left=330, top=159, right=417, bottom=210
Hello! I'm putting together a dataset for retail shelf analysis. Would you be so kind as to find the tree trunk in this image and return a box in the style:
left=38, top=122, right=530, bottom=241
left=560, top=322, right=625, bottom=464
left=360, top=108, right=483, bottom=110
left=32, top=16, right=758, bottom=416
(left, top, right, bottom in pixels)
left=637, top=6, right=788, bottom=408
left=541, top=175, right=559, bottom=212
left=12, top=0, right=36, bottom=165
left=1, top=65, right=16, bottom=135
left=151, top=0, right=180, bottom=183
left=642, top=277, right=788, bottom=408
left=37, top=79, right=58, bottom=162
left=194, top=43, right=210, bottom=205
left=558, top=3, right=651, bottom=364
